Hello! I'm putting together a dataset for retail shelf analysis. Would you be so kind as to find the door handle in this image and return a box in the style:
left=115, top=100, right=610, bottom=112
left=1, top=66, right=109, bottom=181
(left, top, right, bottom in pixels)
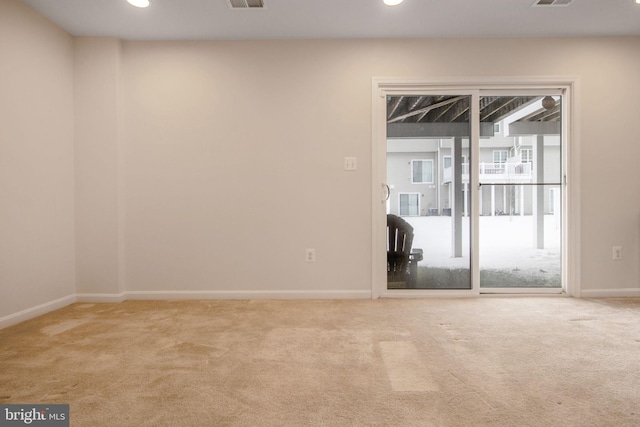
left=383, top=183, right=391, bottom=201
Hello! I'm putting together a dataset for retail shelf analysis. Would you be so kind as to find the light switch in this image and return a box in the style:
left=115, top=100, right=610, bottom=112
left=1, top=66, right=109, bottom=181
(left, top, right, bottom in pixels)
left=344, top=157, right=357, bottom=171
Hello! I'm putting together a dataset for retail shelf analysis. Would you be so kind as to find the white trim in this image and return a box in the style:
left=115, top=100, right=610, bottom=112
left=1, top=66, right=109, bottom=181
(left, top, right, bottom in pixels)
left=378, top=289, right=477, bottom=298
left=580, top=289, right=640, bottom=298
left=371, top=82, right=388, bottom=299
left=0, top=290, right=373, bottom=329
left=480, top=292, right=567, bottom=298
left=125, top=290, right=372, bottom=300
left=373, top=76, right=577, bottom=93
left=372, top=76, right=580, bottom=298
left=480, top=287, right=564, bottom=295
left=76, top=293, right=127, bottom=303
left=0, top=294, right=76, bottom=329
left=563, top=79, right=581, bottom=297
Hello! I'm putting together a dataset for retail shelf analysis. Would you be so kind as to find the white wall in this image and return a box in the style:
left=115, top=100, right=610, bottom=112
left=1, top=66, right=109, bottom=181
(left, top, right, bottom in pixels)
left=0, top=0, right=75, bottom=319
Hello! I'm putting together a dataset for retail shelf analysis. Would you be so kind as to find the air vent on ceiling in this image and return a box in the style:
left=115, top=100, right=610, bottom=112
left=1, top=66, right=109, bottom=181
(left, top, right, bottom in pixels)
left=228, top=0, right=265, bottom=9
left=532, top=0, right=574, bottom=6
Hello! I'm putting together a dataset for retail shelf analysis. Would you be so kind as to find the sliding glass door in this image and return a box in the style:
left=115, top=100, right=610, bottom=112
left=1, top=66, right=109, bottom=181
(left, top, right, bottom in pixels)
left=379, top=86, right=566, bottom=294
left=478, top=94, right=563, bottom=290
left=386, top=94, right=472, bottom=290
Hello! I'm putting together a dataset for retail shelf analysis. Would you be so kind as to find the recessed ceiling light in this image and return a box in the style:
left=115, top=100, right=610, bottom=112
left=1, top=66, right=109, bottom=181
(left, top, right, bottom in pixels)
left=384, top=0, right=404, bottom=6
left=127, top=0, right=150, bottom=8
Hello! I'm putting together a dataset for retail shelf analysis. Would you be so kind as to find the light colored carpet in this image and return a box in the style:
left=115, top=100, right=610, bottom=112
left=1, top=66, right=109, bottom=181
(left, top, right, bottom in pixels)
left=1, top=297, right=640, bottom=426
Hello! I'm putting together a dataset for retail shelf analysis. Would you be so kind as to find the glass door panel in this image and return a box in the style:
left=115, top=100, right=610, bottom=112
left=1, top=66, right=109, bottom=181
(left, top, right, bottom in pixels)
left=386, top=95, right=472, bottom=290
left=478, top=95, right=563, bottom=289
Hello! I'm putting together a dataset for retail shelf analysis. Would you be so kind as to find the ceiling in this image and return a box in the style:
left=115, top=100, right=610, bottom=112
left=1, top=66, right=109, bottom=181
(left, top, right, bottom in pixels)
left=387, top=96, right=559, bottom=124
left=386, top=95, right=561, bottom=138
left=21, top=0, right=640, bottom=41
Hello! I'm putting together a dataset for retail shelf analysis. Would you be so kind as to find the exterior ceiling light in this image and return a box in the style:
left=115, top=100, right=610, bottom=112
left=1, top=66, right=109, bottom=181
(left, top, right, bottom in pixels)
left=127, top=0, right=150, bottom=8
left=542, top=96, right=556, bottom=110
left=384, top=0, right=404, bottom=5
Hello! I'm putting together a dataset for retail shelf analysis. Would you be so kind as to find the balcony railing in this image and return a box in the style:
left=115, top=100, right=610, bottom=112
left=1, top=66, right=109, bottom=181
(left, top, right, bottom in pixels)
left=443, top=162, right=532, bottom=183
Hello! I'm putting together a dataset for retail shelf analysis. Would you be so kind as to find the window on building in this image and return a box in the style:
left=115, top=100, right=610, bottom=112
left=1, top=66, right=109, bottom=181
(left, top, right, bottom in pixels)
left=443, top=155, right=470, bottom=175
left=493, top=150, right=508, bottom=164
left=411, top=159, right=434, bottom=184
left=521, top=148, right=533, bottom=163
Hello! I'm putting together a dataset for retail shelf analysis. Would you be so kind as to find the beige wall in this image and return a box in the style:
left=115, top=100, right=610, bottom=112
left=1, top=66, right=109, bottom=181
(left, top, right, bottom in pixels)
left=119, top=38, right=640, bottom=295
left=74, top=37, right=123, bottom=296
left=2, top=0, right=640, bottom=321
left=0, top=0, right=75, bottom=318
left=121, top=41, right=373, bottom=294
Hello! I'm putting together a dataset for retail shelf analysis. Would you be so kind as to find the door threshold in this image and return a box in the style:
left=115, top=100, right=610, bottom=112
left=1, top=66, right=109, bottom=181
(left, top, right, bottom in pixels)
left=480, top=288, right=565, bottom=296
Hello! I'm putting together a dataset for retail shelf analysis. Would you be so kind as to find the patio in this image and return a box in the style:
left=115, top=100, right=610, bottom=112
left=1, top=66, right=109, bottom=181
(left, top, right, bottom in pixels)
left=399, top=214, right=562, bottom=289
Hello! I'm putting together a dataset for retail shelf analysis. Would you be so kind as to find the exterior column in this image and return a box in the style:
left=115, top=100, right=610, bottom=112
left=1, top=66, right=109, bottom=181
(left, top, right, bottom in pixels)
left=502, top=186, right=506, bottom=214
left=451, top=137, right=463, bottom=257
left=491, top=185, right=496, bottom=216
left=532, top=135, right=544, bottom=249
left=464, top=183, right=468, bottom=217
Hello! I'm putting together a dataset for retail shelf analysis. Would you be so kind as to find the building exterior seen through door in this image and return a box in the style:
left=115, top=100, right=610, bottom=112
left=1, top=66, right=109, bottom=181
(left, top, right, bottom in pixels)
left=385, top=92, right=563, bottom=291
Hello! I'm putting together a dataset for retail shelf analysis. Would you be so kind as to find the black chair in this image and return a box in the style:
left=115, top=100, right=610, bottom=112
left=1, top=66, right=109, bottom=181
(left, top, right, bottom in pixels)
left=387, top=214, right=423, bottom=288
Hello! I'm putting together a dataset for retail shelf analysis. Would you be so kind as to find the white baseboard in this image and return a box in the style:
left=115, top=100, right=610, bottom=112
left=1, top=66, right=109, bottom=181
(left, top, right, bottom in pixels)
left=0, top=294, right=76, bottom=329
left=580, top=288, right=640, bottom=298
left=0, top=290, right=372, bottom=329
left=125, top=290, right=373, bottom=300
left=10, top=287, right=637, bottom=330
left=76, top=292, right=127, bottom=303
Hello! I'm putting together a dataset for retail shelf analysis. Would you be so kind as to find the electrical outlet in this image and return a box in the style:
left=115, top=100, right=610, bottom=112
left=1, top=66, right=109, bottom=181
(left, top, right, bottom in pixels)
left=344, top=157, right=357, bottom=171
left=305, top=248, right=316, bottom=262
left=612, top=246, right=623, bottom=261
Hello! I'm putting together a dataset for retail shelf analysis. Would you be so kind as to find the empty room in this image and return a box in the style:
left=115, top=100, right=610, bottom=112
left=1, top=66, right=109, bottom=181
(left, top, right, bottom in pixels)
left=1, top=0, right=640, bottom=425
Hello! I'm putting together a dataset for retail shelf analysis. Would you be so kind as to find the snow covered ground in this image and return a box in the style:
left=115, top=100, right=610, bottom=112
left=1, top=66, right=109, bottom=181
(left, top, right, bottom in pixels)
left=402, top=214, right=562, bottom=288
